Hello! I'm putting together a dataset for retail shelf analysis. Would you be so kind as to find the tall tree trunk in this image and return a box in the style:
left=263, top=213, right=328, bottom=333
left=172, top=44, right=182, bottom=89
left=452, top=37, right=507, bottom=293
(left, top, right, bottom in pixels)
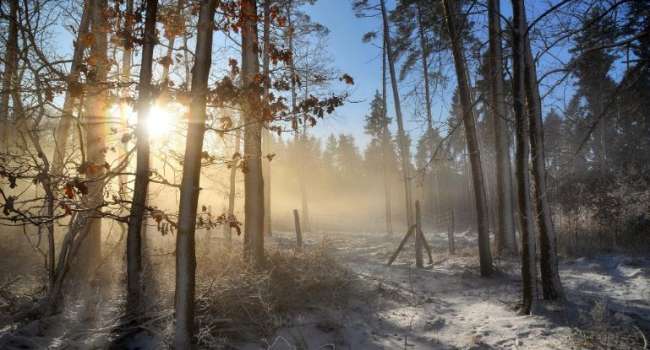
left=286, top=3, right=311, bottom=233
left=262, top=0, right=272, bottom=237
left=416, top=4, right=439, bottom=223
left=511, top=0, right=537, bottom=314
left=381, top=0, right=414, bottom=228
left=126, top=0, right=157, bottom=313
left=77, top=0, right=109, bottom=278
left=520, top=4, right=564, bottom=301
left=442, top=0, right=493, bottom=277
left=117, top=0, right=134, bottom=200
left=174, top=0, right=215, bottom=347
left=381, top=42, right=393, bottom=235
left=241, top=0, right=265, bottom=268
left=1, top=0, right=18, bottom=149
left=52, top=1, right=90, bottom=174
left=224, top=128, right=241, bottom=242
left=487, top=0, right=517, bottom=255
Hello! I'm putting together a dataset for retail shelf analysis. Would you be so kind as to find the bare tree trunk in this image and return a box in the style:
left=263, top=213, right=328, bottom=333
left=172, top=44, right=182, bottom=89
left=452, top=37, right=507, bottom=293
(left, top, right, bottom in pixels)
left=174, top=0, right=215, bottom=347
left=487, top=0, right=517, bottom=255
left=262, top=0, right=272, bottom=237
left=520, top=5, right=564, bottom=301
left=416, top=4, right=440, bottom=223
left=511, top=0, right=538, bottom=314
left=442, top=0, right=493, bottom=277
left=381, top=37, right=393, bottom=235
left=52, top=1, right=90, bottom=174
left=126, top=0, right=157, bottom=313
left=1, top=0, right=18, bottom=149
left=76, top=0, right=109, bottom=278
left=224, top=128, right=241, bottom=242
left=241, top=0, right=265, bottom=268
left=381, top=0, right=414, bottom=228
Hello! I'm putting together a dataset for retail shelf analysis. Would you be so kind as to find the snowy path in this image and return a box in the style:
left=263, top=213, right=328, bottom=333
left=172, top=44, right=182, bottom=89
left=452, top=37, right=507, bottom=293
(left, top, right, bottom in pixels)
left=262, top=230, right=650, bottom=350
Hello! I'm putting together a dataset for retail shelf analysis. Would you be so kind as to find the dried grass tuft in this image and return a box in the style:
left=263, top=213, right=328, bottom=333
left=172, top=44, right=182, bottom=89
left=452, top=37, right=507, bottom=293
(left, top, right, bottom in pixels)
left=190, top=243, right=354, bottom=347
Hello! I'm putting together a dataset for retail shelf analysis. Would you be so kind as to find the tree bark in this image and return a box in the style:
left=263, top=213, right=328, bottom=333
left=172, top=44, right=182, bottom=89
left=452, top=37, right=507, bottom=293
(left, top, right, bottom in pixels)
left=262, top=0, right=272, bottom=237
left=1, top=0, right=18, bottom=148
left=76, top=0, right=109, bottom=278
left=224, top=127, right=240, bottom=242
left=126, top=0, right=157, bottom=314
left=511, top=0, right=538, bottom=314
left=174, top=0, right=215, bottom=347
left=442, top=0, right=493, bottom=277
left=520, top=3, right=564, bottom=301
left=487, top=0, right=517, bottom=255
left=416, top=4, right=440, bottom=223
left=241, top=0, right=265, bottom=268
left=381, top=0, right=414, bottom=229
left=381, top=42, right=393, bottom=235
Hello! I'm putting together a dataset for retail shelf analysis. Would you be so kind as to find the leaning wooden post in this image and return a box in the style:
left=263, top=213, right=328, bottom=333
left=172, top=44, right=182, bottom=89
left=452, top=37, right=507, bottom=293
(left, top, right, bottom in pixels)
left=448, top=208, right=455, bottom=255
left=293, top=209, right=303, bottom=249
left=415, top=200, right=424, bottom=268
left=387, top=225, right=415, bottom=266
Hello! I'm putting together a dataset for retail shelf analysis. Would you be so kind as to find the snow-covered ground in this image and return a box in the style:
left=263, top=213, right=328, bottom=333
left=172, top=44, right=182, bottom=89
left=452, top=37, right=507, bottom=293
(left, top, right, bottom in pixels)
left=1, top=228, right=648, bottom=349
left=254, top=229, right=650, bottom=349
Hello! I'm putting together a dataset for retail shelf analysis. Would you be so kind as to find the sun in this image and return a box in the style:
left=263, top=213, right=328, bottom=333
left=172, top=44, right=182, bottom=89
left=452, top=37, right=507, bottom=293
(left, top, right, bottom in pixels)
left=146, top=104, right=174, bottom=137
left=110, top=102, right=186, bottom=139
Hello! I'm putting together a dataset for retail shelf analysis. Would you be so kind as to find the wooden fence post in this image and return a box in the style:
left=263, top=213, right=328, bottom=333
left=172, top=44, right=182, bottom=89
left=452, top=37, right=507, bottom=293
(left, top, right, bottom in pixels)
left=293, top=209, right=302, bottom=249
left=448, top=208, right=455, bottom=255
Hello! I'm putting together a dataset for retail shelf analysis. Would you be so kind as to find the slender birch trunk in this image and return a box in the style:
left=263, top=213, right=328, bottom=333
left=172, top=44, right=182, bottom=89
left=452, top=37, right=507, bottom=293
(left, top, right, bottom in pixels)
left=381, top=0, right=414, bottom=228
left=126, top=0, right=157, bottom=313
left=520, top=2, right=564, bottom=300
left=174, top=0, right=215, bottom=346
left=511, top=0, right=538, bottom=314
left=487, top=0, right=517, bottom=255
left=442, top=0, right=493, bottom=276
left=241, top=0, right=265, bottom=268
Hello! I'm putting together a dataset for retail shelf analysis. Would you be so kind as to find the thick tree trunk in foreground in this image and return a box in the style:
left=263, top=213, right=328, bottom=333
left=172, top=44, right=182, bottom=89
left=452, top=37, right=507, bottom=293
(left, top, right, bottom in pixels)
left=126, top=0, right=157, bottom=313
left=174, top=1, right=215, bottom=347
left=520, top=4, right=564, bottom=301
left=381, top=0, right=414, bottom=228
left=262, top=0, right=272, bottom=237
left=241, top=0, right=265, bottom=268
left=511, top=0, right=538, bottom=314
left=442, top=0, right=493, bottom=277
left=51, top=1, right=90, bottom=174
left=487, top=0, right=517, bottom=255
left=1, top=0, right=18, bottom=148
left=76, top=0, right=109, bottom=278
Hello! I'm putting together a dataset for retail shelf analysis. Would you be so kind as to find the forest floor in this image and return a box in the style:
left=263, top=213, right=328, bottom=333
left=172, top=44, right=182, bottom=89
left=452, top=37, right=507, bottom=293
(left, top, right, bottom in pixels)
left=1, top=228, right=649, bottom=349
left=253, top=229, right=650, bottom=350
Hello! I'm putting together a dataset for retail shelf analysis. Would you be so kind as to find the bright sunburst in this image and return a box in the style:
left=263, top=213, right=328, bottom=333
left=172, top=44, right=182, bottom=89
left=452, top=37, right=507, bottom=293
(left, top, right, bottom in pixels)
left=110, top=102, right=186, bottom=138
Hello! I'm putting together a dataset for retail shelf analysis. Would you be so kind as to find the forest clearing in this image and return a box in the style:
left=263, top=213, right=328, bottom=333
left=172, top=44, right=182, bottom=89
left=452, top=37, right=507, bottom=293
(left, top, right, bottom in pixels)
left=1, top=0, right=649, bottom=348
